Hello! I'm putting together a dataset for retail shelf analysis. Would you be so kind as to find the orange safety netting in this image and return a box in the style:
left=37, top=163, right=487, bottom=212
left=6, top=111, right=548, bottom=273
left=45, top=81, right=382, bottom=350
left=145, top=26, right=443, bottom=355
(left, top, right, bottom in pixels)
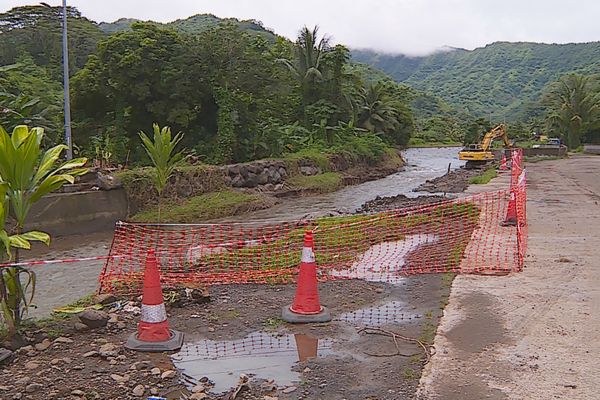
left=99, top=149, right=526, bottom=295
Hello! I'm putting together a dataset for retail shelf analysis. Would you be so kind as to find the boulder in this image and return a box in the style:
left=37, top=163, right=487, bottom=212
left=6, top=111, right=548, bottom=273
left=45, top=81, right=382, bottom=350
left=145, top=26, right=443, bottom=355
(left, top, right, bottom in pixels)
left=300, top=166, right=320, bottom=176
left=78, top=309, right=109, bottom=329
left=96, top=171, right=123, bottom=190
left=93, top=293, right=117, bottom=305
left=0, top=348, right=13, bottom=366
left=257, top=169, right=270, bottom=185
left=231, top=175, right=245, bottom=188
left=227, top=164, right=241, bottom=176
left=244, top=172, right=259, bottom=187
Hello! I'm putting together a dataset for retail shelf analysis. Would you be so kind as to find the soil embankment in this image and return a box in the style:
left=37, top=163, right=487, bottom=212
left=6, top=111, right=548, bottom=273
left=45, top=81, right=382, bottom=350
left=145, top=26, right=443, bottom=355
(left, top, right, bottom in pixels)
left=357, top=194, right=447, bottom=213
left=414, top=167, right=481, bottom=193
left=419, top=155, right=600, bottom=400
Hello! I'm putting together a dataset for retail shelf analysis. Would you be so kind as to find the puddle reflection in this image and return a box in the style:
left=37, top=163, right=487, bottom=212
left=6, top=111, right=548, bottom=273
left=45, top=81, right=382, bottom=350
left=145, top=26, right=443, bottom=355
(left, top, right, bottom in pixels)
left=172, top=332, right=332, bottom=393
left=338, top=300, right=420, bottom=326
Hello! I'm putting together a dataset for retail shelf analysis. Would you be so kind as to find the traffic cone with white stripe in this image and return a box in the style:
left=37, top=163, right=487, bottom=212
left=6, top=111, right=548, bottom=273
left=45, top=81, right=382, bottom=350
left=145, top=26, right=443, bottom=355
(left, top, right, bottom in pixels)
left=282, top=230, right=332, bottom=323
left=499, top=153, right=508, bottom=171
left=501, top=190, right=518, bottom=227
left=125, top=249, right=184, bottom=352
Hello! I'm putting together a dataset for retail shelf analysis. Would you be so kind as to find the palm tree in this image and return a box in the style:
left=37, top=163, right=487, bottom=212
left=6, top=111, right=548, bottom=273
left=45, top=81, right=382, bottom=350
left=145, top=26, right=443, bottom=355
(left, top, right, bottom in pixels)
left=543, top=74, right=600, bottom=149
left=278, top=26, right=330, bottom=107
left=357, top=82, right=401, bottom=134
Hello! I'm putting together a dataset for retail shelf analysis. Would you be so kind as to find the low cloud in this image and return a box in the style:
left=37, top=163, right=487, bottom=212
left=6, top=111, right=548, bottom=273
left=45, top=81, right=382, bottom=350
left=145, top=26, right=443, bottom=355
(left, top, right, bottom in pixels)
left=3, top=0, right=600, bottom=55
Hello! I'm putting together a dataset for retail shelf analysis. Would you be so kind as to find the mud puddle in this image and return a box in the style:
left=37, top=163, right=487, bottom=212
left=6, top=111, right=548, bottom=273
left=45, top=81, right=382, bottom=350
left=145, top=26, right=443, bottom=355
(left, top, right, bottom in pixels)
left=338, top=299, right=421, bottom=326
left=170, top=235, right=434, bottom=395
left=171, top=332, right=333, bottom=394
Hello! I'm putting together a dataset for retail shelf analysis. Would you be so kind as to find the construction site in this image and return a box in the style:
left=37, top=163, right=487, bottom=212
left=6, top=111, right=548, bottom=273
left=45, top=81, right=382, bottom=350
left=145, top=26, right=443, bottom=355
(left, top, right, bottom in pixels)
left=2, top=142, right=597, bottom=400
left=1, top=2, right=600, bottom=398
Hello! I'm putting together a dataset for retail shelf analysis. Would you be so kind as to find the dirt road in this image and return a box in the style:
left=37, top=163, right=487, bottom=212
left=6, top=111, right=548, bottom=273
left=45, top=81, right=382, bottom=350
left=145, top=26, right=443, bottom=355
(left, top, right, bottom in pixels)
left=418, top=155, right=600, bottom=399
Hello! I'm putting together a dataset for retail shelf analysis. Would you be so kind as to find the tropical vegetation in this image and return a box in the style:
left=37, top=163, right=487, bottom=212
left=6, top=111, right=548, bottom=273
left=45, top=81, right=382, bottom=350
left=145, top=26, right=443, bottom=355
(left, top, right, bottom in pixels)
left=3, top=4, right=600, bottom=161
left=0, top=125, right=87, bottom=338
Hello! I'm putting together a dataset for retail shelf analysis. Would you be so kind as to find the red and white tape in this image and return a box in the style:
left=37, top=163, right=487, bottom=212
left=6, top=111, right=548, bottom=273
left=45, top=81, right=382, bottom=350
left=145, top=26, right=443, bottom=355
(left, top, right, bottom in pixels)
left=0, top=255, right=123, bottom=269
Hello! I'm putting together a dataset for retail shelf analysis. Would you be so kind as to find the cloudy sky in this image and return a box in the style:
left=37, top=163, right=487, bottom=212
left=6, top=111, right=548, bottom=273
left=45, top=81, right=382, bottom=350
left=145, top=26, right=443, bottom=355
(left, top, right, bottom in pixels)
left=1, top=0, right=599, bottom=55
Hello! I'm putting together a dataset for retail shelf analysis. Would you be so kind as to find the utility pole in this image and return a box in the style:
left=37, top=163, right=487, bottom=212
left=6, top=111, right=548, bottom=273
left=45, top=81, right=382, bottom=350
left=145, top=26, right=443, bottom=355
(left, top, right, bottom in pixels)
left=40, top=1, right=72, bottom=159
left=61, top=0, right=73, bottom=159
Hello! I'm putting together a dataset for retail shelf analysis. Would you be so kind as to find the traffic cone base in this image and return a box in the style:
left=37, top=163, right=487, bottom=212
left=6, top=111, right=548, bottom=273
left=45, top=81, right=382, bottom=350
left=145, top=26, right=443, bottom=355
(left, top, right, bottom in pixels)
left=125, top=329, right=184, bottom=352
left=282, top=305, right=332, bottom=324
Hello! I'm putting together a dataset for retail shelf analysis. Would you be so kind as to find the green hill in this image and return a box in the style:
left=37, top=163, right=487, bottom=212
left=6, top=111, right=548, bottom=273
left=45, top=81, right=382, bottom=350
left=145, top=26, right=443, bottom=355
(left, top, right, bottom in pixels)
left=353, top=41, right=600, bottom=121
left=99, top=13, right=277, bottom=41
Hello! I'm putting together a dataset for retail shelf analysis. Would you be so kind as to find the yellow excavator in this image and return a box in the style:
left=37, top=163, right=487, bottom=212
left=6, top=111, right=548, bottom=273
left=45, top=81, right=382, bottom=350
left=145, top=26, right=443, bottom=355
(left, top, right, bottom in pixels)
left=459, top=124, right=511, bottom=168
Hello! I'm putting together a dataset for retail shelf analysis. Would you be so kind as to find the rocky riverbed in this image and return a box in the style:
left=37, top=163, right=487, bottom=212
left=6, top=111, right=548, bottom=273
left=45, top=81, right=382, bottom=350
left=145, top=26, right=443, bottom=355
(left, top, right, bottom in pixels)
left=413, top=168, right=481, bottom=193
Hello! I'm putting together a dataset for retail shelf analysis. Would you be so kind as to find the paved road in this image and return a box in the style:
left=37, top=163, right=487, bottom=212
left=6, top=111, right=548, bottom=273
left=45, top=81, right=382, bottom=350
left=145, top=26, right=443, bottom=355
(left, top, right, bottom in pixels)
left=418, top=155, right=600, bottom=399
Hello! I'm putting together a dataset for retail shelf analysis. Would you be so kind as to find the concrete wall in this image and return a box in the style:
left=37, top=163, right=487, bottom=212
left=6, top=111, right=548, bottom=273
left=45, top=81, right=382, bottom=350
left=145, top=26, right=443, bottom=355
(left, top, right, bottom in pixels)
left=24, top=189, right=128, bottom=237
left=584, top=144, right=600, bottom=155
left=493, top=147, right=568, bottom=159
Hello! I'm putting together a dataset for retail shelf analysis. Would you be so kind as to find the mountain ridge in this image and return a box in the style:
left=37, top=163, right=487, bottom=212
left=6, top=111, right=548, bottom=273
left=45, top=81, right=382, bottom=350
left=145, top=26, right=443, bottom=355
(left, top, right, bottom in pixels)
left=353, top=40, right=600, bottom=121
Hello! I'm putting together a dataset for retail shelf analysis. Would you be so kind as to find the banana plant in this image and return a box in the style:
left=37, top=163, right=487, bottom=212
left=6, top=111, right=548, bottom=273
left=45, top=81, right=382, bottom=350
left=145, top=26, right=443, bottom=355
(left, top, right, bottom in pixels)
left=0, top=125, right=87, bottom=337
left=0, top=182, right=51, bottom=337
left=139, top=124, right=186, bottom=221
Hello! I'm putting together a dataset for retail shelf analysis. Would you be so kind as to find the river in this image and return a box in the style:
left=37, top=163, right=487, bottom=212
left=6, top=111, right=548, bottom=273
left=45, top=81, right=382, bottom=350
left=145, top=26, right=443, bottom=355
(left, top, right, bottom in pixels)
left=219, top=146, right=464, bottom=223
left=26, top=146, right=462, bottom=317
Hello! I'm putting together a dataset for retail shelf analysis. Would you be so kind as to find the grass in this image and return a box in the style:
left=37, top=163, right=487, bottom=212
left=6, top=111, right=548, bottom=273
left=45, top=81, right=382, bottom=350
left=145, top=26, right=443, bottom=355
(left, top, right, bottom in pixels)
left=131, top=190, right=273, bottom=223
left=441, top=272, right=455, bottom=287
left=67, top=293, right=96, bottom=308
left=263, top=317, right=284, bottom=329
left=402, top=367, right=418, bottom=379
left=220, top=310, right=241, bottom=319
left=419, top=313, right=437, bottom=345
left=200, top=202, right=480, bottom=274
left=524, top=155, right=564, bottom=163
left=283, top=148, right=331, bottom=172
left=287, top=172, right=343, bottom=193
left=469, top=168, right=497, bottom=184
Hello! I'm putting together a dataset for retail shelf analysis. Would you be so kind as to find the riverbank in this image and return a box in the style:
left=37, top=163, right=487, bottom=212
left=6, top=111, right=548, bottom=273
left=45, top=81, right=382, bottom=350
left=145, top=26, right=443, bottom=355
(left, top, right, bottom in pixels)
left=121, top=148, right=405, bottom=223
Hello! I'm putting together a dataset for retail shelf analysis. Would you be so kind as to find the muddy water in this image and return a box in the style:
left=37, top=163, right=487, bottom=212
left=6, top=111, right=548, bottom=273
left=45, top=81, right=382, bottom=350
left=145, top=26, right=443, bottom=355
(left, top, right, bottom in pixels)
left=172, top=332, right=333, bottom=394
left=219, top=147, right=464, bottom=223
left=25, top=147, right=460, bottom=317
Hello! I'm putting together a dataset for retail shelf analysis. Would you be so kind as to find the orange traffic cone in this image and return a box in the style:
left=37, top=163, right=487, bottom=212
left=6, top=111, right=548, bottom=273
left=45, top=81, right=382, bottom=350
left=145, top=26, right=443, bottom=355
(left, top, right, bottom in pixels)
left=282, top=231, right=332, bottom=323
left=500, top=153, right=508, bottom=171
left=125, top=249, right=184, bottom=352
left=501, top=190, right=518, bottom=226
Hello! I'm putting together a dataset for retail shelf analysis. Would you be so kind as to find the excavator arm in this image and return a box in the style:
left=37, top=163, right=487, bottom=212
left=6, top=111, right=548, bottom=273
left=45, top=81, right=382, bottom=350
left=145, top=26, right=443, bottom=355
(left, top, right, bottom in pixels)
left=480, top=124, right=510, bottom=151
left=459, top=123, right=511, bottom=168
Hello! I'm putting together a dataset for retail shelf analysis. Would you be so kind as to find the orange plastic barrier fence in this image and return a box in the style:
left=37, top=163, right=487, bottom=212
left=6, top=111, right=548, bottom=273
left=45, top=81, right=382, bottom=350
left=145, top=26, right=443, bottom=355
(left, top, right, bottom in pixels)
left=99, top=149, right=526, bottom=295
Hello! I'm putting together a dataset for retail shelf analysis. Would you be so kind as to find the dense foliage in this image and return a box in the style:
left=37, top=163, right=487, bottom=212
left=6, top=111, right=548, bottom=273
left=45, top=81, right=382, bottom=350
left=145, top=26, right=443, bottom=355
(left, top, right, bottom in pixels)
left=70, top=21, right=414, bottom=164
left=0, top=5, right=415, bottom=164
left=4, top=4, right=600, bottom=153
left=542, top=74, right=600, bottom=147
